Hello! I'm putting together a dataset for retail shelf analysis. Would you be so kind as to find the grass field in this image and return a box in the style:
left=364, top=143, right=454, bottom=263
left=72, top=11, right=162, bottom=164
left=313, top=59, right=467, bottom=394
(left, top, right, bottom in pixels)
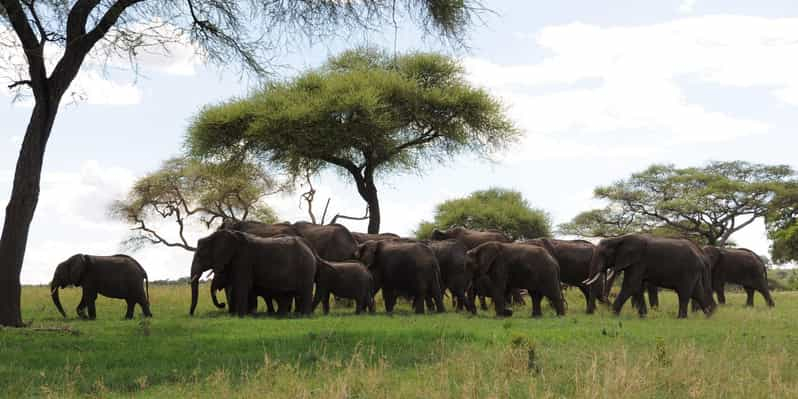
left=1, top=285, right=796, bottom=398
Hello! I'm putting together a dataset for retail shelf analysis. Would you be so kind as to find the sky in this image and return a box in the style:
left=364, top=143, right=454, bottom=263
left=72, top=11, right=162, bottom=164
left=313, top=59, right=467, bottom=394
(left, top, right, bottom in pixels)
left=3, top=0, right=798, bottom=284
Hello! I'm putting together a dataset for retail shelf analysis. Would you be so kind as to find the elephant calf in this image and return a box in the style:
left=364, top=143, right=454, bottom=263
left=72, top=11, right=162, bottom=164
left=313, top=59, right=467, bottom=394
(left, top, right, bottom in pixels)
left=313, top=261, right=376, bottom=314
left=51, top=254, right=152, bottom=320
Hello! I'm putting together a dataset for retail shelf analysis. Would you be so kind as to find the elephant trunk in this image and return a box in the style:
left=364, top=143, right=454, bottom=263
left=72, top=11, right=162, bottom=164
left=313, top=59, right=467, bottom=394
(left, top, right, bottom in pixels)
left=211, top=284, right=225, bottom=308
left=51, top=282, right=66, bottom=318
left=190, top=275, right=200, bottom=316
left=583, top=247, right=604, bottom=285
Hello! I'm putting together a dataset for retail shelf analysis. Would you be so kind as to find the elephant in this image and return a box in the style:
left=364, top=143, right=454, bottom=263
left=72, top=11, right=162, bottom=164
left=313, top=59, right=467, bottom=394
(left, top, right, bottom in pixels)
left=357, top=240, right=446, bottom=314
left=584, top=234, right=714, bottom=318
left=219, top=220, right=358, bottom=262
left=351, top=232, right=400, bottom=244
left=50, top=254, right=151, bottom=320
left=520, top=239, right=608, bottom=314
left=190, top=230, right=317, bottom=317
left=604, top=271, right=660, bottom=309
left=426, top=239, right=477, bottom=313
left=210, top=270, right=288, bottom=314
left=312, top=260, right=376, bottom=314
left=431, top=226, right=511, bottom=249
left=465, top=242, right=565, bottom=317
left=703, top=246, right=774, bottom=307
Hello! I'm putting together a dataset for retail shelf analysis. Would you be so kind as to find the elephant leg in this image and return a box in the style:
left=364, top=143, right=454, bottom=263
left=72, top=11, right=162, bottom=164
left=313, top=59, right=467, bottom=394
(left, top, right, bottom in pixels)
left=125, top=299, right=135, bottom=319
left=744, top=287, right=755, bottom=307
left=578, top=285, right=595, bottom=314
left=275, top=296, right=291, bottom=316
left=715, top=282, right=726, bottom=305
left=234, top=287, right=250, bottom=317
left=76, top=292, right=88, bottom=319
left=265, top=296, right=276, bottom=314
left=139, top=300, right=153, bottom=318
left=424, top=295, right=435, bottom=312
left=512, top=289, right=526, bottom=306
left=383, top=289, right=397, bottom=313
left=676, top=285, right=692, bottom=318
left=636, top=293, right=648, bottom=318
left=300, top=287, right=313, bottom=316
left=530, top=292, right=543, bottom=317
left=412, top=296, right=425, bottom=314
left=491, top=282, right=512, bottom=317
left=759, top=286, right=775, bottom=307
left=433, top=290, right=446, bottom=314
left=323, top=292, right=331, bottom=315
left=86, top=291, right=98, bottom=320
left=689, top=282, right=712, bottom=316
left=647, top=285, right=659, bottom=308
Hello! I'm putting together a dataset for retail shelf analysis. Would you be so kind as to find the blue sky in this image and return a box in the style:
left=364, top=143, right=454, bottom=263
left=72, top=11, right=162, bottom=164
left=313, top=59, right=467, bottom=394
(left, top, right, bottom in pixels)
left=3, top=0, right=798, bottom=283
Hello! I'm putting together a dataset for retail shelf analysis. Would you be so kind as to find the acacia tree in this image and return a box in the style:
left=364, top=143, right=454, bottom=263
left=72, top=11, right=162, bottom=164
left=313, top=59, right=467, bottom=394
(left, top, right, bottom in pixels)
left=559, top=161, right=797, bottom=246
left=0, top=0, right=481, bottom=326
left=766, top=183, right=798, bottom=263
left=188, top=48, right=518, bottom=233
left=111, top=157, right=283, bottom=252
left=415, top=188, right=551, bottom=240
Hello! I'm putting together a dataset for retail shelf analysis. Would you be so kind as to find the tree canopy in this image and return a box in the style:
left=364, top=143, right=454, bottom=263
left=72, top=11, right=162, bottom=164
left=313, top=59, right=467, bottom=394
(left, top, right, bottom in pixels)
left=0, top=0, right=484, bottom=326
left=187, top=48, right=518, bottom=233
left=766, top=184, right=798, bottom=263
left=415, top=188, right=551, bottom=240
left=111, top=157, right=284, bottom=252
left=559, top=161, right=797, bottom=246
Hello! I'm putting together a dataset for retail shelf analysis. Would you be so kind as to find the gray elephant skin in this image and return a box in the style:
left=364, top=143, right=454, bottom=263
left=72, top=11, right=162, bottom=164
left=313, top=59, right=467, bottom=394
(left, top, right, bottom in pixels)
left=521, top=239, right=609, bottom=314
left=466, top=242, right=565, bottom=317
left=703, top=246, right=774, bottom=307
left=357, top=240, right=446, bottom=314
left=426, top=239, right=477, bottom=313
left=351, top=232, right=400, bottom=244
left=190, top=230, right=317, bottom=316
left=210, top=270, right=286, bottom=314
left=585, top=234, right=715, bottom=318
left=220, top=220, right=358, bottom=262
left=50, top=254, right=151, bottom=320
left=313, top=260, right=376, bottom=314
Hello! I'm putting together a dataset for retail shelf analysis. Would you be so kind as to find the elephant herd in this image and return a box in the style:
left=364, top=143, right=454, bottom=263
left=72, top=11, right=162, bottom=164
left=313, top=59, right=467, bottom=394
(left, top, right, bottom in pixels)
left=49, top=223, right=775, bottom=320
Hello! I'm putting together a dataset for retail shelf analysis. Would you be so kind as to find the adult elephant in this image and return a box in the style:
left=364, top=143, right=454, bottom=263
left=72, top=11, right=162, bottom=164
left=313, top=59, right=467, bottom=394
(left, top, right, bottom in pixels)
left=351, top=232, right=400, bottom=244
left=521, top=239, right=607, bottom=314
left=703, top=246, right=774, bottom=307
left=220, top=220, right=358, bottom=262
left=431, top=226, right=511, bottom=249
left=427, top=239, right=477, bottom=313
left=584, top=234, right=714, bottom=318
left=466, top=242, right=565, bottom=318
left=190, top=230, right=317, bottom=316
left=430, top=226, right=524, bottom=306
left=50, top=254, right=151, bottom=320
left=357, top=240, right=445, bottom=314
left=604, top=272, right=660, bottom=310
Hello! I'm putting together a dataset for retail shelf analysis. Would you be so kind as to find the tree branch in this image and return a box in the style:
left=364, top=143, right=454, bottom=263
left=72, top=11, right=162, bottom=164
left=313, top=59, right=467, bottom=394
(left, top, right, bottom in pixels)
left=329, top=206, right=369, bottom=225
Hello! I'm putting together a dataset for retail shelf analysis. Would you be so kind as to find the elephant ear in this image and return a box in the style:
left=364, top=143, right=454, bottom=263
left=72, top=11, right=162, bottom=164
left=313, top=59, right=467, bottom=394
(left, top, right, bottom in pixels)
left=612, top=237, right=645, bottom=272
left=702, top=246, right=722, bottom=267
left=212, top=231, right=243, bottom=272
left=359, top=241, right=380, bottom=269
left=70, top=254, right=89, bottom=285
left=475, top=242, right=502, bottom=276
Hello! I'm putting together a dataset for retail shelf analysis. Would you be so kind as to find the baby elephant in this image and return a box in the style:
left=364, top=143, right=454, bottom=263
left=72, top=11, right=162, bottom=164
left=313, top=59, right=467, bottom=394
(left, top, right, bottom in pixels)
left=51, top=254, right=152, bottom=320
left=313, top=260, right=375, bottom=314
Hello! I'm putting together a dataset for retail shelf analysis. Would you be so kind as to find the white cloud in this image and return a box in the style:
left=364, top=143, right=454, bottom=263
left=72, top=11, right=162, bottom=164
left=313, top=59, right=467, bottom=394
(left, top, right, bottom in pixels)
left=679, top=0, right=697, bottom=13
left=464, top=16, right=798, bottom=161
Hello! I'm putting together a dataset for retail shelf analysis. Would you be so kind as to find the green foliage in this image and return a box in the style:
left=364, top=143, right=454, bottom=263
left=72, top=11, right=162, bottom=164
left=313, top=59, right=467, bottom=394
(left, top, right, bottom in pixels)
left=187, top=48, right=518, bottom=232
left=111, top=157, right=284, bottom=251
left=766, top=184, right=798, bottom=263
left=560, top=161, right=798, bottom=246
left=415, top=188, right=551, bottom=240
left=4, top=286, right=798, bottom=397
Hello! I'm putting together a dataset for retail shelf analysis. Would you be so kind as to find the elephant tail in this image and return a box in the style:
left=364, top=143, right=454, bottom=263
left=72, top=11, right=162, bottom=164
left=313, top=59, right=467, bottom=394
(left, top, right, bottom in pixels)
left=144, top=274, right=149, bottom=302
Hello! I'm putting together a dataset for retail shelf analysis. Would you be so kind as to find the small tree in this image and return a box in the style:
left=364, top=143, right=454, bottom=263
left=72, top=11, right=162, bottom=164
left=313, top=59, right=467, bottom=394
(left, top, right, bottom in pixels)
left=560, top=161, right=797, bottom=246
left=415, top=188, right=551, bottom=240
left=187, top=48, right=518, bottom=234
left=766, top=183, right=798, bottom=263
left=111, top=157, right=284, bottom=252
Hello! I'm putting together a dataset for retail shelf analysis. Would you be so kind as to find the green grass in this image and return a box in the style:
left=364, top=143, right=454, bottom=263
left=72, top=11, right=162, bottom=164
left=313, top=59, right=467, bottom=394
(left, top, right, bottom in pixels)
left=2, top=285, right=797, bottom=398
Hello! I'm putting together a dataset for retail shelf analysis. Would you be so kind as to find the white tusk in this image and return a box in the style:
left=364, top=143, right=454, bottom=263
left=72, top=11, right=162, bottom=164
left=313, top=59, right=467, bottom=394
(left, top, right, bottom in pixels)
left=605, top=269, right=615, bottom=281
left=190, top=274, right=200, bottom=283
left=51, top=287, right=57, bottom=295
left=582, top=274, right=600, bottom=285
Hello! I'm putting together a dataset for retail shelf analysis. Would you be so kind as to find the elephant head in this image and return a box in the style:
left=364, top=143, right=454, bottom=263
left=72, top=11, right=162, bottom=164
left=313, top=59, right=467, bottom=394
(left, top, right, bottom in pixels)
left=50, top=254, right=90, bottom=318
left=702, top=245, right=722, bottom=269
left=584, top=235, right=647, bottom=286
left=190, top=230, right=244, bottom=315
left=465, top=242, right=502, bottom=279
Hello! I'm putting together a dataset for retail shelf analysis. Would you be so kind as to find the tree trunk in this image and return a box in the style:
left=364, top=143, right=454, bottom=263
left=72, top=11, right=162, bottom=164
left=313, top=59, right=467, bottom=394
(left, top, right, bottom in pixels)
left=364, top=181, right=381, bottom=234
left=0, top=100, right=58, bottom=326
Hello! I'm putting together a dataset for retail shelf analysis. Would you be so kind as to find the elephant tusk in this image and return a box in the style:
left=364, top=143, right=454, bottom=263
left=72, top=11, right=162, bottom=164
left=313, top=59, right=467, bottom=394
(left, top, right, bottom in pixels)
left=583, top=274, right=601, bottom=285
left=51, top=286, right=57, bottom=295
left=190, top=274, right=200, bottom=283
left=605, top=269, right=615, bottom=281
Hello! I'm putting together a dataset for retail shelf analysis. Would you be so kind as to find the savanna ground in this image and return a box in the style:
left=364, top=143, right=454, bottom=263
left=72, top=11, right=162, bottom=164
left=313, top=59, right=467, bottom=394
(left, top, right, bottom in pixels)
left=1, top=284, right=796, bottom=398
